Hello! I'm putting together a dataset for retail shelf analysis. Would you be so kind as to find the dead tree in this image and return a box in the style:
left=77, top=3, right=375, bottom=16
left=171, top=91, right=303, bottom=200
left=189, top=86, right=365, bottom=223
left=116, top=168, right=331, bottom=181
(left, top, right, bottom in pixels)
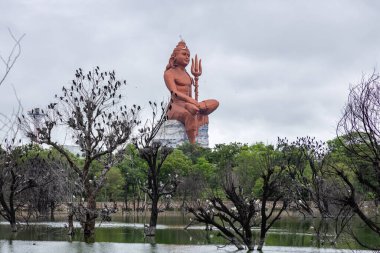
left=335, top=71, right=380, bottom=249
left=188, top=172, right=258, bottom=250
left=0, top=142, right=66, bottom=231
left=133, top=101, right=178, bottom=236
left=0, top=28, right=24, bottom=136
left=255, top=146, right=292, bottom=250
left=23, top=151, right=72, bottom=221
left=0, top=144, right=35, bottom=232
left=278, top=137, right=354, bottom=247
left=20, top=67, right=139, bottom=235
left=188, top=144, right=293, bottom=251
left=0, top=106, right=31, bottom=232
left=0, top=28, right=25, bottom=86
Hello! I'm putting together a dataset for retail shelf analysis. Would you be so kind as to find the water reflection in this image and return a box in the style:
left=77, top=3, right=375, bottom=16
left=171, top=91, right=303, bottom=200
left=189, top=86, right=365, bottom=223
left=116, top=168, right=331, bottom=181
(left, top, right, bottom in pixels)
left=0, top=241, right=371, bottom=253
left=0, top=214, right=378, bottom=251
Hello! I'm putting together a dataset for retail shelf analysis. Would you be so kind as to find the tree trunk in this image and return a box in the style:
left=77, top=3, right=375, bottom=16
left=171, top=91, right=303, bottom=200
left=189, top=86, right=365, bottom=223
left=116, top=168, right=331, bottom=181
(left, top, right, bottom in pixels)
left=67, top=203, right=75, bottom=235
left=10, top=222, right=17, bottom=232
left=137, top=195, right=141, bottom=212
left=181, top=189, right=187, bottom=211
left=145, top=195, right=159, bottom=236
left=258, top=194, right=268, bottom=251
left=124, top=183, right=128, bottom=211
left=230, top=237, right=244, bottom=250
left=258, top=219, right=267, bottom=251
left=9, top=208, right=17, bottom=232
left=50, top=201, right=55, bottom=221
left=257, top=236, right=265, bottom=251
left=83, top=195, right=97, bottom=235
left=10, top=218, right=17, bottom=232
left=244, top=225, right=255, bottom=251
left=67, top=213, right=74, bottom=235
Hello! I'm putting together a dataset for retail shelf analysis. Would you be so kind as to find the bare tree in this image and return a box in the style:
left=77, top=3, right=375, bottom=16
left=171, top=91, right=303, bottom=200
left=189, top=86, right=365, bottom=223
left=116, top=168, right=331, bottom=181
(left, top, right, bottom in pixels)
left=20, top=67, right=139, bottom=235
left=0, top=103, right=26, bottom=232
left=279, top=137, right=354, bottom=247
left=255, top=145, right=292, bottom=250
left=0, top=142, right=66, bottom=231
left=335, top=71, right=380, bottom=249
left=188, top=144, right=292, bottom=251
left=0, top=143, right=33, bottom=232
left=0, top=28, right=25, bottom=86
left=188, top=172, right=258, bottom=250
left=0, top=28, right=25, bottom=136
left=22, top=150, right=72, bottom=221
left=133, top=102, right=179, bottom=236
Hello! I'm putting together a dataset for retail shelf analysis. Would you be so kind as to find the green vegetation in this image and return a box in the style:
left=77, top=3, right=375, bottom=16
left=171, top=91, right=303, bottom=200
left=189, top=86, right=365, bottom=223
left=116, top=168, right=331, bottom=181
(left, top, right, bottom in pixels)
left=0, top=60, right=378, bottom=250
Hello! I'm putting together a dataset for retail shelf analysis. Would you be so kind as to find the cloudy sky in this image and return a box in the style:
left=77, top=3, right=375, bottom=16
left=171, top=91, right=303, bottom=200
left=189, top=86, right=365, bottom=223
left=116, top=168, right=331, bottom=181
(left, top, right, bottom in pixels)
left=1, top=0, right=380, bottom=147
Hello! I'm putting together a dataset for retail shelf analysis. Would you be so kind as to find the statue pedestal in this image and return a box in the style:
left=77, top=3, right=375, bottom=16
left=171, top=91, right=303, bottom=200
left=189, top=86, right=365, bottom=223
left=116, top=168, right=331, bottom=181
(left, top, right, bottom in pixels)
left=154, top=120, right=209, bottom=148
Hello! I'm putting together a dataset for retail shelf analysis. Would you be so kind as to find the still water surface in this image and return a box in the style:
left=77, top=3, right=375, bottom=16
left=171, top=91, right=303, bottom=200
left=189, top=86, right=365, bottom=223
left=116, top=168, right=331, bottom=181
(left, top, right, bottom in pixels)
left=0, top=241, right=371, bottom=253
left=0, top=213, right=375, bottom=252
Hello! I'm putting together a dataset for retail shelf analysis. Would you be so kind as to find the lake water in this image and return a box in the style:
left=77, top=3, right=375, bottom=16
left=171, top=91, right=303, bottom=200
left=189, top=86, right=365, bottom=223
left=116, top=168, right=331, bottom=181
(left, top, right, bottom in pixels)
left=0, top=213, right=376, bottom=252
left=0, top=241, right=371, bottom=253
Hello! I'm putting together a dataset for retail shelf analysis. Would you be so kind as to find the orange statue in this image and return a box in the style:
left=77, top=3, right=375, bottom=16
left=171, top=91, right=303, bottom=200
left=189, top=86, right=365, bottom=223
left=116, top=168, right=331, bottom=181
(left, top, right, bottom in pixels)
left=164, top=41, right=219, bottom=144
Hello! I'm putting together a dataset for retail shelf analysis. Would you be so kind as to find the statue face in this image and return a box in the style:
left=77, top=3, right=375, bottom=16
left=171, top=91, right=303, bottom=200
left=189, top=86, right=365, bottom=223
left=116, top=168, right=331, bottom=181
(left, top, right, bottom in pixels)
left=175, top=49, right=190, bottom=67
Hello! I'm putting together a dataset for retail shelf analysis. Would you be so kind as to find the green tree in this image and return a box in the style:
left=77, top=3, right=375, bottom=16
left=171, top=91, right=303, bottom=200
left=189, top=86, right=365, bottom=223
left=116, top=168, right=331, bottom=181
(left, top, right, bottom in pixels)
left=206, top=142, right=245, bottom=170
left=161, top=149, right=192, bottom=177
left=177, top=142, right=210, bottom=163
left=98, top=167, right=125, bottom=202
left=234, top=143, right=267, bottom=196
left=117, top=144, right=147, bottom=210
left=193, top=156, right=215, bottom=182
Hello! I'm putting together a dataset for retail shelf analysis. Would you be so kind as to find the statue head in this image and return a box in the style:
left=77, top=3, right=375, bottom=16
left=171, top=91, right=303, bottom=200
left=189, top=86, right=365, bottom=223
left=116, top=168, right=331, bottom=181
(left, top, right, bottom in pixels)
left=166, top=40, right=190, bottom=70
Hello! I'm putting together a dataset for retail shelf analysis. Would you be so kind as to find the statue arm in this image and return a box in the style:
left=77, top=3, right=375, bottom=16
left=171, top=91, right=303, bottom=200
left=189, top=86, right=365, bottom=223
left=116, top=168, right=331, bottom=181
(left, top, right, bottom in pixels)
left=164, top=71, right=199, bottom=106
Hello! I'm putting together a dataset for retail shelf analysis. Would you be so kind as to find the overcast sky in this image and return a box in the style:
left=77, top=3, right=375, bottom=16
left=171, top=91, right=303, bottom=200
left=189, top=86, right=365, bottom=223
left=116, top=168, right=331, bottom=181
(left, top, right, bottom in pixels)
left=1, top=0, right=380, bottom=147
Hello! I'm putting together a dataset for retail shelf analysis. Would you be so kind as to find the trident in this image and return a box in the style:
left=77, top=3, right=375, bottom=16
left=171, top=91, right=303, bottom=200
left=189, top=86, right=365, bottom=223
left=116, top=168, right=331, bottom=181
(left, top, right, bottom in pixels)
left=191, top=54, right=202, bottom=102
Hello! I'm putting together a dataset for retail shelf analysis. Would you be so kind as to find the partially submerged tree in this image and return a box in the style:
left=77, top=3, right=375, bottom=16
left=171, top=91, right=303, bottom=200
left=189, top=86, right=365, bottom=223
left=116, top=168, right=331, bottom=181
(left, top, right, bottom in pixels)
left=188, top=143, right=293, bottom=251
left=253, top=144, right=293, bottom=250
left=24, top=149, right=72, bottom=221
left=0, top=143, right=65, bottom=231
left=133, top=101, right=179, bottom=236
left=20, top=67, right=139, bottom=235
left=281, top=137, right=352, bottom=246
left=188, top=172, right=258, bottom=250
left=335, top=72, right=380, bottom=249
left=0, top=143, right=34, bottom=232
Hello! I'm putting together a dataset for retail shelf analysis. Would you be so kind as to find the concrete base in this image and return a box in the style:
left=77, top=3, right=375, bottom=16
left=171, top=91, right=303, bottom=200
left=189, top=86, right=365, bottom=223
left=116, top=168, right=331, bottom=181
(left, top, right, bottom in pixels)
left=154, top=120, right=209, bottom=148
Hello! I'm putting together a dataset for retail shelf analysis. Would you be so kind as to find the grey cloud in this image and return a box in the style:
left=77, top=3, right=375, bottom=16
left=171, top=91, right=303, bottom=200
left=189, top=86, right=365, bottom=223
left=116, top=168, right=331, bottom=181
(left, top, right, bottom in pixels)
left=1, top=0, right=380, bottom=147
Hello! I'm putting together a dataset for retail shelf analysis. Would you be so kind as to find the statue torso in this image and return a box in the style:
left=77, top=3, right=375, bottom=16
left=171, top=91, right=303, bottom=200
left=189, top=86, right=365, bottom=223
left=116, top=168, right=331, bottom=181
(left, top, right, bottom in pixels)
left=171, top=69, right=192, bottom=99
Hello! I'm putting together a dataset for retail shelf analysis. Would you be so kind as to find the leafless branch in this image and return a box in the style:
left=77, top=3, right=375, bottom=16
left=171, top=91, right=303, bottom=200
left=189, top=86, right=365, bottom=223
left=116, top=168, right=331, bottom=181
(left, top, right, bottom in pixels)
left=0, top=28, right=25, bottom=86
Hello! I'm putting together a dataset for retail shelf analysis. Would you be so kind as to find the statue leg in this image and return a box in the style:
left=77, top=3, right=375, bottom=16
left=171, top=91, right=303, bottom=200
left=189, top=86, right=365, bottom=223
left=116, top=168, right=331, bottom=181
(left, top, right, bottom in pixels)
left=186, top=129, right=197, bottom=144
left=199, top=99, right=219, bottom=115
left=184, top=113, right=198, bottom=144
left=197, top=99, right=218, bottom=128
left=197, top=114, right=209, bottom=127
left=167, top=102, right=199, bottom=144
